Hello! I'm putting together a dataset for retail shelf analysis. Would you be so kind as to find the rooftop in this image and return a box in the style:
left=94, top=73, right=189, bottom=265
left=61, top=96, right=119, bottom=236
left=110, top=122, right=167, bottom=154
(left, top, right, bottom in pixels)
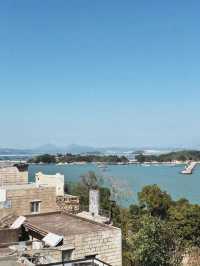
left=4, top=183, right=55, bottom=190
left=0, top=247, right=21, bottom=265
left=25, top=212, right=117, bottom=237
left=0, top=256, right=21, bottom=266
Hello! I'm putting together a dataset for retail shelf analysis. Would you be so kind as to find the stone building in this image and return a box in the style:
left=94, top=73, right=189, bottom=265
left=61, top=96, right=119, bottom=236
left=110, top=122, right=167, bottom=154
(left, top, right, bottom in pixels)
left=0, top=184, right=58, bottom=219
left=22, top=211, right=121, bottom=266
left=0, top=211, right=122, bottom=265
left=0, top=163, right=28, bottom=186
left=34, top=172, right=79, bottom=213
left=0, top=166, right=122, bottom=265
left=0, top=165, right=79, bottom=220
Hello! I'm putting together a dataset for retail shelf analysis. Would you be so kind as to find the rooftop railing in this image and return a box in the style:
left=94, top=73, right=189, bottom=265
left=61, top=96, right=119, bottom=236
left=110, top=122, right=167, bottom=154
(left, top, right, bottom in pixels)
left=37, top=257, right=112, bottom=266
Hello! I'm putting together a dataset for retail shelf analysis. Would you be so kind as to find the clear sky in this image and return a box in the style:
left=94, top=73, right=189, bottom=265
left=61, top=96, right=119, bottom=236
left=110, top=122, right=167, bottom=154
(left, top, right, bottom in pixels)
left=1, top=1, right=200, bottom=148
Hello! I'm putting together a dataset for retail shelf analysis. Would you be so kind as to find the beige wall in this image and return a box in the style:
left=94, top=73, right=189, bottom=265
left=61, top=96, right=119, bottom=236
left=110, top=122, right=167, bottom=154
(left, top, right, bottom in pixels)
left=3, top=186, right=58, bottom=218
left=19, top=171, right=28, bottom=184
left=64, top=227, right=122, bottom=266
left=0, top=167, right=28, bottom=186
left=25, top=225, right=122, bottom=266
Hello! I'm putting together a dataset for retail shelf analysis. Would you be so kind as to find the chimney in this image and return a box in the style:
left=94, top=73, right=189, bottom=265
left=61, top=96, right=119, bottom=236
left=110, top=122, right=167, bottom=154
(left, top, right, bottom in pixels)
left=89, top=189, right=99, bottom=216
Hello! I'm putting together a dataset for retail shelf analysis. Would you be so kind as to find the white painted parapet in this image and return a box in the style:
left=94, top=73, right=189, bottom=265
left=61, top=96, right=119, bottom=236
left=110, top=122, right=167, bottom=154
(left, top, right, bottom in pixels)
left=35, top=172, right=64, bottom=196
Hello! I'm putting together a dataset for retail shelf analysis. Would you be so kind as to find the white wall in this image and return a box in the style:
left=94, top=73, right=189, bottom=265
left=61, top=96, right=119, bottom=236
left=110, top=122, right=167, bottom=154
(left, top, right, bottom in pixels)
left=35, top=172, right=64, bottom=196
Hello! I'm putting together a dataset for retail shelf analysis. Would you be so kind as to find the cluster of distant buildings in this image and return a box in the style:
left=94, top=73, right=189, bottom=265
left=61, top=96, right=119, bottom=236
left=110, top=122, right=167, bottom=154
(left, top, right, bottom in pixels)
left=0, top=162, right=122, bottom=266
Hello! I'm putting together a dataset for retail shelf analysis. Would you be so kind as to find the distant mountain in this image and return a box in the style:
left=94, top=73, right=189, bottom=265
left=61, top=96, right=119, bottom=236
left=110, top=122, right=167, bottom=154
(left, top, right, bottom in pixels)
left=34, top=144, right=64, bottom=153
left=34, top=144, right=99, bottom=154
left=0, top=148, right=33, bottom=155
left=0, top=144, right=134, bottom=155
left=0, top=143, right=193, bottom=156
left=65, top=144, right=98, bottom=154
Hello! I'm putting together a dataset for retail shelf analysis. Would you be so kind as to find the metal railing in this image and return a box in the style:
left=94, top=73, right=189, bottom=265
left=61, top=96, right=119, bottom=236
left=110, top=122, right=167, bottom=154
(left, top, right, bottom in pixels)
left=37, top=257, right=112, bottom=266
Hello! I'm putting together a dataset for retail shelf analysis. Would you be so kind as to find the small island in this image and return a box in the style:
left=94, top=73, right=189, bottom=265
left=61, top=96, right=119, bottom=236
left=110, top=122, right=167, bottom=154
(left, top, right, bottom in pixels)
left=28, top=153, right=129, bottom=164
left=135, top=150, right=200, bottom=163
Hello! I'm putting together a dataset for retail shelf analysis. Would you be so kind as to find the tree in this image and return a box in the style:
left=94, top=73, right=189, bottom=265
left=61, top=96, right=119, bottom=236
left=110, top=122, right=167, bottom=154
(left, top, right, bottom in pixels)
left=135, top=154, right=146, bottom=163
left=71, top=171, right=103, bottom=208
left=99, top=187, right=111, bottom=211
left=80, top=171, right=103, bottom=190
left=127, top=216, right=183, bottom=266
left=169, top=203, right=200, bottom=247
left=138, top=185, right=172, bottom=219
left=30, top=154, right=56, bottom=164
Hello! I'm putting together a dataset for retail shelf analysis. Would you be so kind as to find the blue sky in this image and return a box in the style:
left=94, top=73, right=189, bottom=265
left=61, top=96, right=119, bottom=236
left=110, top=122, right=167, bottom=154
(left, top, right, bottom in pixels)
left=0, top=1, right=200, bottom=148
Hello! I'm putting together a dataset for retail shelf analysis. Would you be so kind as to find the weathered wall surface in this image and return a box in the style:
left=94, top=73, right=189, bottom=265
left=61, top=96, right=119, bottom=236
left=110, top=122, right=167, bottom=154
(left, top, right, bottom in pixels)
left=35, top=172, right=64, bottom=196
left=56, top=195, right=79, bottom=213
left=64, top=227, right=122, bottom=266
left=18, top=171, right=28, bottom=184
left=0, top=228, right=19, bottom=244
left=0, top=167, right=28, bottom=186
left=0, top=208, right=14, bottom=220
left=5, top=186, right=58, bottom=217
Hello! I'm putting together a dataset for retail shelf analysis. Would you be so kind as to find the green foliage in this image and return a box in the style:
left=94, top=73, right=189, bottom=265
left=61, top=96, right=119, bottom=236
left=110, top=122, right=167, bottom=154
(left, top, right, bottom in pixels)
left=68, top=179, right=200, bottom=266
left=70, top=171, right=99, bottom=207
left=29, top=153, right=129, bottom=164
left=169, top=203, right=200, bottom=247
left=70, top=171, right=111, bottom=211
left=135, top=150, right=200, bottom=162
left=127, top=216, right=183, bottom=266
left=99, top=187, right=111, bottom=211
left=138, top=184, right=172, bottom=219
left=29, top=154, right=56, bottom=163
left=29, top=163, right=200, bottom=266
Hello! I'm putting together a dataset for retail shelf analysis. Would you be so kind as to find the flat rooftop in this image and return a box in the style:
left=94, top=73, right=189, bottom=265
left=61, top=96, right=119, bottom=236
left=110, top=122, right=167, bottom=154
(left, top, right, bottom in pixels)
left=25, top=212, right=117, bottom=237
left=4, top=183, right=55, bottom=190
left=0, top=247, right=22, bottom=265
left=0, top=256, right=21, bottom=266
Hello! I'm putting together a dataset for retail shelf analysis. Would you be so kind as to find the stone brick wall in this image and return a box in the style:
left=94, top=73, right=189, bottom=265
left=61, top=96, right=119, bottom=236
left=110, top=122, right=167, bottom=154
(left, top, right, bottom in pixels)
left=18, top=171, right=28, bottom=184
left=56, top=195, right=79, bottom=213
left=64, top=226, right=122, bottom=266
left=0, top=167, right=28, bottom=186
left=0, top=228, right=19, bottom=244
left=5, top=186, right=58, bottom=217
left=25, top=247, right=62, bottom=263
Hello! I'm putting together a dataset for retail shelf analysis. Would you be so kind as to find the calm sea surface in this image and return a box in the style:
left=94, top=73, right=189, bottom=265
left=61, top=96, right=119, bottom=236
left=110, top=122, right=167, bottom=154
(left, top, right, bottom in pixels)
left=28, top=164, right=200, bottom=207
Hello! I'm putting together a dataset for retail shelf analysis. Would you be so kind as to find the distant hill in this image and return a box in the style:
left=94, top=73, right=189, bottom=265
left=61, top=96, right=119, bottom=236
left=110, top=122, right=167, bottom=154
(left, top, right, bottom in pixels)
left=0, top=144, right=188, bottom=156
left=0, top=148, right=33, bottom=155
left=135, top=150, right=200, bottom=163
left=34, top=144, right=99, bottom=154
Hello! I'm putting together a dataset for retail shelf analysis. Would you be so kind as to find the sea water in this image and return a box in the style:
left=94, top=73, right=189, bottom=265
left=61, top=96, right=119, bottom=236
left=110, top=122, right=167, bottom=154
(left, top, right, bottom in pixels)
left=28, top=163, right=200, bottom=207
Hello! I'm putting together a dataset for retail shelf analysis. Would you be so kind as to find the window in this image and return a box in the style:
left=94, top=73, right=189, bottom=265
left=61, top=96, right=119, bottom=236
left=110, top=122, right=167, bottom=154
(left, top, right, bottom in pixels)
left=30, top=201, right=40, bottom=213
left=62, top=250, right=72, bottom=261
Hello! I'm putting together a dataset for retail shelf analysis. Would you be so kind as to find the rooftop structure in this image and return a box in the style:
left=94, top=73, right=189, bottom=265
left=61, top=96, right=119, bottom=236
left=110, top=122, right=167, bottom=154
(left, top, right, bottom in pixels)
left=0, top=162, right=79, bottom=220
left=0, top=165, right=121, bottom=265
left=0, top=163, right=28, bottom=186
left=77, top=189, right=110, bottom=224
left=23, top=211, right=121, bottom=266
left=0, top=212, right=122, bottom=266
left=0, top=211, right=122, bottom=266
left=0, top=183, right=58, bottom=219
left=25, top=212, right=109, bottom=237
left=35, top=172, right=64, bottom=196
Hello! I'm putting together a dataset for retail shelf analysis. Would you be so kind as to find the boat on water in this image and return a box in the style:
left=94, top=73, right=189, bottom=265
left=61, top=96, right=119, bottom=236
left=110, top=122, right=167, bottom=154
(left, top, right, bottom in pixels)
left=180, top=162, right=197, bottom=175
left=141, top=163, right=151, bottom=167
left=97, top=164, right=107, bottom=168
